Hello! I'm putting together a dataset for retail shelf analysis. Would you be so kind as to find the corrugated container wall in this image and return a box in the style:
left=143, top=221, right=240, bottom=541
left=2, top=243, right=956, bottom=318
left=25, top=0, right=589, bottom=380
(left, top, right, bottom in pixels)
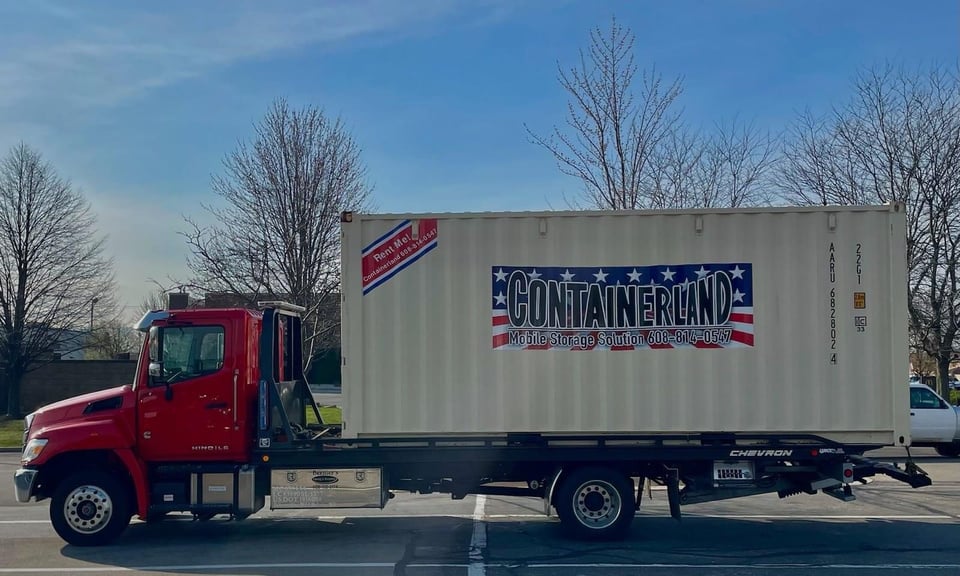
left=340, top=205, right=909, bottom=446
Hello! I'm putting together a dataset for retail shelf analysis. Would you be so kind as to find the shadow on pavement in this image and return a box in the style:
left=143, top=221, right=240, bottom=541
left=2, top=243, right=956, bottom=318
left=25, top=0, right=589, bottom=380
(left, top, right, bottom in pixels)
left=55, top=514, right=960, bottom=575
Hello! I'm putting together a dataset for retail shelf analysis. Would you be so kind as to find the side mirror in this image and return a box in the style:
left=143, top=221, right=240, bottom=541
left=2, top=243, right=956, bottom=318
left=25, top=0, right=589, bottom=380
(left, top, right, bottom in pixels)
left=149, top=362, right=162, bottom=378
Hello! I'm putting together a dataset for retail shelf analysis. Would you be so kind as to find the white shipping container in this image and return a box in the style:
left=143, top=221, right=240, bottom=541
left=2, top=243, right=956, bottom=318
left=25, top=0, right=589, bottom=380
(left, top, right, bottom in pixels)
left=340, top=205, right=910, bottom=446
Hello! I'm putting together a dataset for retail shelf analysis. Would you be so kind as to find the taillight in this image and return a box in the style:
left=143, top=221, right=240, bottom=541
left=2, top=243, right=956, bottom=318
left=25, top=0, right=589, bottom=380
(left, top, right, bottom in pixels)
left=842, top=463, right=855, bottom=483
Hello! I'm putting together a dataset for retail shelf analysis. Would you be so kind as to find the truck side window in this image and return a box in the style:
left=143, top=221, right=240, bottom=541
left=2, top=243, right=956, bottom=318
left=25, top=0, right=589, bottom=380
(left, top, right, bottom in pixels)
left=154, top=325, right=225, bottom=385
left=910, top=388, right=944, bottom=410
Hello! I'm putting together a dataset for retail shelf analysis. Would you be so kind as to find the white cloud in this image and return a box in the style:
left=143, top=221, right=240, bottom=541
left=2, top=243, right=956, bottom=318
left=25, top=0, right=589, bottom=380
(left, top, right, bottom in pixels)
left=0, top=0, right=522, bottom=311
left=0, top=0, right=513, bottom=112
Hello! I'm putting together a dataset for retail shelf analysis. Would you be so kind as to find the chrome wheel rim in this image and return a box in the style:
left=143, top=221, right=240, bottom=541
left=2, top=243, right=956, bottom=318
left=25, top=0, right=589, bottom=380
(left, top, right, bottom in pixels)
left=572, top=479, right=621, bottom=529
left=64, top=485, right=112, bottom=534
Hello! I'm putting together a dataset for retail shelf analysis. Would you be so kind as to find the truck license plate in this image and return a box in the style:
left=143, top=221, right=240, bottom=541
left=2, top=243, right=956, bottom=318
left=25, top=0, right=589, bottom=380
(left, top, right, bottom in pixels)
left=713, top=461, right=754, bottom=483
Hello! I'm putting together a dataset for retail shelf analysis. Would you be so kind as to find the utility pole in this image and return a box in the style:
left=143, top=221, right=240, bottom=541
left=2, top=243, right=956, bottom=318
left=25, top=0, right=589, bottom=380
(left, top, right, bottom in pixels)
left=89, top=297, right=99, bottom=333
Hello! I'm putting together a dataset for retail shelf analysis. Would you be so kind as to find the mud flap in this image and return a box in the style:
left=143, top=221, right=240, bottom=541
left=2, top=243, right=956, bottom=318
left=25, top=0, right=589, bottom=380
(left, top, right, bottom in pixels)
left=665, top=467, right=681, bottom=521
left=543, top=467, right=563, bottom=517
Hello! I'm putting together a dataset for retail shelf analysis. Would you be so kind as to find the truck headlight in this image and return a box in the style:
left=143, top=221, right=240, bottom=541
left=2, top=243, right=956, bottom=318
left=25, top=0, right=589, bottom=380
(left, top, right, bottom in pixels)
left=21, top=439, right=47, bottom=463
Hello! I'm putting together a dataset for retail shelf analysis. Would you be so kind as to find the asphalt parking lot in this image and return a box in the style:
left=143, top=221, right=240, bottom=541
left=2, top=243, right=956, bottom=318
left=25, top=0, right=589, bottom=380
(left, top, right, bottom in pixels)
left=2, top=449, right=959, bottom=576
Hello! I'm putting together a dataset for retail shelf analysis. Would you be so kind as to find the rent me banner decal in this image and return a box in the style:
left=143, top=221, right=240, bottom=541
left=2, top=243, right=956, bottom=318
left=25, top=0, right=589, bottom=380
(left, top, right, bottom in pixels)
left=491, top=264, right=754, bottom=350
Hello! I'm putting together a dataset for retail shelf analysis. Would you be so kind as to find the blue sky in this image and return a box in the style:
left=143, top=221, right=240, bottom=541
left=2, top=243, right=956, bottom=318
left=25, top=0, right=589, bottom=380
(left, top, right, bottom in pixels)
left=0, top=0, right=957, bottom=313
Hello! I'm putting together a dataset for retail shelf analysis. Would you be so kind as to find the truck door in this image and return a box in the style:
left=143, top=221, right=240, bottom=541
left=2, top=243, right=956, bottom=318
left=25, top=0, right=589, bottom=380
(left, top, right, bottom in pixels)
left=137, top=323, right=246, bottom=462
left=909, top=386, right=956, bottom=443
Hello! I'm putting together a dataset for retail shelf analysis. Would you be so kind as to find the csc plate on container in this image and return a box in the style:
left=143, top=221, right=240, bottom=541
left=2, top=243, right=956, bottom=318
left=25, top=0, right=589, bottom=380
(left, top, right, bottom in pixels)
left=270, top=468, right=384, bottom=509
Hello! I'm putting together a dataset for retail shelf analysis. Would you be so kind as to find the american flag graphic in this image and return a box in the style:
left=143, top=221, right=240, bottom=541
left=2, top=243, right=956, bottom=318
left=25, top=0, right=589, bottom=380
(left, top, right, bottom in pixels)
left=491, top=263, right=754, bottom=351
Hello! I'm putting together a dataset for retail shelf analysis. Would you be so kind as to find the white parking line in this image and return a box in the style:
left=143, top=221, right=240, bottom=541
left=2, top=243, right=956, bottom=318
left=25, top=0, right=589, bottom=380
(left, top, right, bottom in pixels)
left=468, top=494, right=487, bottom=576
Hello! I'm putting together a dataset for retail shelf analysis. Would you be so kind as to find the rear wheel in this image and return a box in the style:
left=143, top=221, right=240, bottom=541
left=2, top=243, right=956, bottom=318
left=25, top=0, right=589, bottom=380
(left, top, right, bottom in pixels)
left=50, top=470, right=132, bottom=546
left=554, top=466, right=635, bottom=540
left=935, top=443, right=960, bottom=458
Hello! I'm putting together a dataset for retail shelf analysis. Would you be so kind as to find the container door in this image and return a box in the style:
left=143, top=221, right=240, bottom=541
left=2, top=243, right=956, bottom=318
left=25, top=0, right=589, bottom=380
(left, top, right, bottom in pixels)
left=137, top=324, right=245, bottom=461
left=909, top=386, right=956, bottom=443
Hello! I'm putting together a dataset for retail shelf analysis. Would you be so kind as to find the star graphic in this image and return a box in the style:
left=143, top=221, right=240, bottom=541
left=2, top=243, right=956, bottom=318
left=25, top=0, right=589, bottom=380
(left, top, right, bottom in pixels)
left=661, top=268, right=676, bottom=282
left=732, top=289, right=745, bottom=303
left=493, top=268, right=508, bottom=282
left=680, top=277, right=694, bottom=291
left=528, top=269, right=542, bottom=280
left=593, top=269, right=608, bottom=283
left=560, top=269, right=576, bottom=282
left=695, top=266, right=710, bottom=279
left=627, top=269, right=642, bottom=283
left=730, top=265, right=745, bottom=280
left=494, top=292, right=507, bottom=306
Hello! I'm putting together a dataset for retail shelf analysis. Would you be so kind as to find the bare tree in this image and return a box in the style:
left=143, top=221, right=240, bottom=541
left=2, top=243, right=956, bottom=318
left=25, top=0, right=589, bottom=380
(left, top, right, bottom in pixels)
left=647, top=125, right=707, bottom=209
left=779, top=64, right=960, bottom=397
left=526, top=17, right=684, bottom=210
left=699, top=119, right=777, bottom=208
left=527, top=17, right=775, bottom=211
left=183, top=98, right=373, bottom=374
left=140, top=288, right=168, bottom=314
left=0, top=143, right=115, bottom=418
left=86, top=318, right=141, bottom=360
left=649, top=118, right=777, bottom=209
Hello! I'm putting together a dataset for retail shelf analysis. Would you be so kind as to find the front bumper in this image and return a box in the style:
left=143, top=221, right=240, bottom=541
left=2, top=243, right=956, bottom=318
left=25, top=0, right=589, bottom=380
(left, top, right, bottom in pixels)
left=14, top=468, right=37, bottom=503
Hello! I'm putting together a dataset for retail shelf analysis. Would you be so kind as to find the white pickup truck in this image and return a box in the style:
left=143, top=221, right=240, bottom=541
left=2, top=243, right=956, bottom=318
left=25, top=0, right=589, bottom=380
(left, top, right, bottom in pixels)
left=909, top=382, right=960, bottom=457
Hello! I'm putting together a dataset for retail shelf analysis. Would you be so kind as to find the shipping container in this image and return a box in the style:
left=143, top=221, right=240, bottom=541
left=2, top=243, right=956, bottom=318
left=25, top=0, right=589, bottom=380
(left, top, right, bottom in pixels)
left=341, top=205, right=909, bottom=445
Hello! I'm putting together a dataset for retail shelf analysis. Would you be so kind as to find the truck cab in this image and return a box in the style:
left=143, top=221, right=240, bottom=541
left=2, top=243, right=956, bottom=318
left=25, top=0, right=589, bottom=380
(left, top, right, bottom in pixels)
left=14, top=304, right=300, bottom=546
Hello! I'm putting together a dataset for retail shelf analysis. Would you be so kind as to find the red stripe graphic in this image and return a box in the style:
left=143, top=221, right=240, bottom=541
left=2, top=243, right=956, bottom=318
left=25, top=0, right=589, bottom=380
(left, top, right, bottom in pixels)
left=492, top=315, right=510, bottom=326
left=362, top=219, right=438, bottom=289
left=731, top=331, right=754, bottom=346
left=492, top=333, right=510, bottom=348
left=729, top=313, right=753, bottom=324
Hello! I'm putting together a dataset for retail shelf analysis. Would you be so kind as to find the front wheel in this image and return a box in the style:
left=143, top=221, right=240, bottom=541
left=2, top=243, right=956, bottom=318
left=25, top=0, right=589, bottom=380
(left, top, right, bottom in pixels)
left=50, top=470, right=132, bottom=546
left=554, top=466, right=636, bottom=540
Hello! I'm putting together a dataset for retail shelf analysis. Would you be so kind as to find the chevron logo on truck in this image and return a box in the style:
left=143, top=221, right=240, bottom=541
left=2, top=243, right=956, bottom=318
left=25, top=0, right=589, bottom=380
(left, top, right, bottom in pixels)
left=728, top=450, right=794, bottom=457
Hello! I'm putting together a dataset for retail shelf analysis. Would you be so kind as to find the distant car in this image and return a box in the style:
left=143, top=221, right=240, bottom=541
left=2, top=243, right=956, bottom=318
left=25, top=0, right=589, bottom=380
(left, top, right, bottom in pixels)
left=909, top=383, right=960, bottom=457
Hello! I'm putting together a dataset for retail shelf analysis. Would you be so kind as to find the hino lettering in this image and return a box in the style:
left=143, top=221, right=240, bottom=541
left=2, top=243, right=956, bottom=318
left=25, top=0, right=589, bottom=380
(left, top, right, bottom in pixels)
left=191, top=445, right=230, bottom=452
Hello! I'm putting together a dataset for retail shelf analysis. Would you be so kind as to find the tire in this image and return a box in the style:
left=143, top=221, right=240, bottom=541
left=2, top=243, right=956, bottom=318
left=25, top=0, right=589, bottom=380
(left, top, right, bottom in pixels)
left=49, top=469, right=133, bottom=546
left=554, top=466, right=636, bottom=541
left=935, top=443, right=960, bottom=458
